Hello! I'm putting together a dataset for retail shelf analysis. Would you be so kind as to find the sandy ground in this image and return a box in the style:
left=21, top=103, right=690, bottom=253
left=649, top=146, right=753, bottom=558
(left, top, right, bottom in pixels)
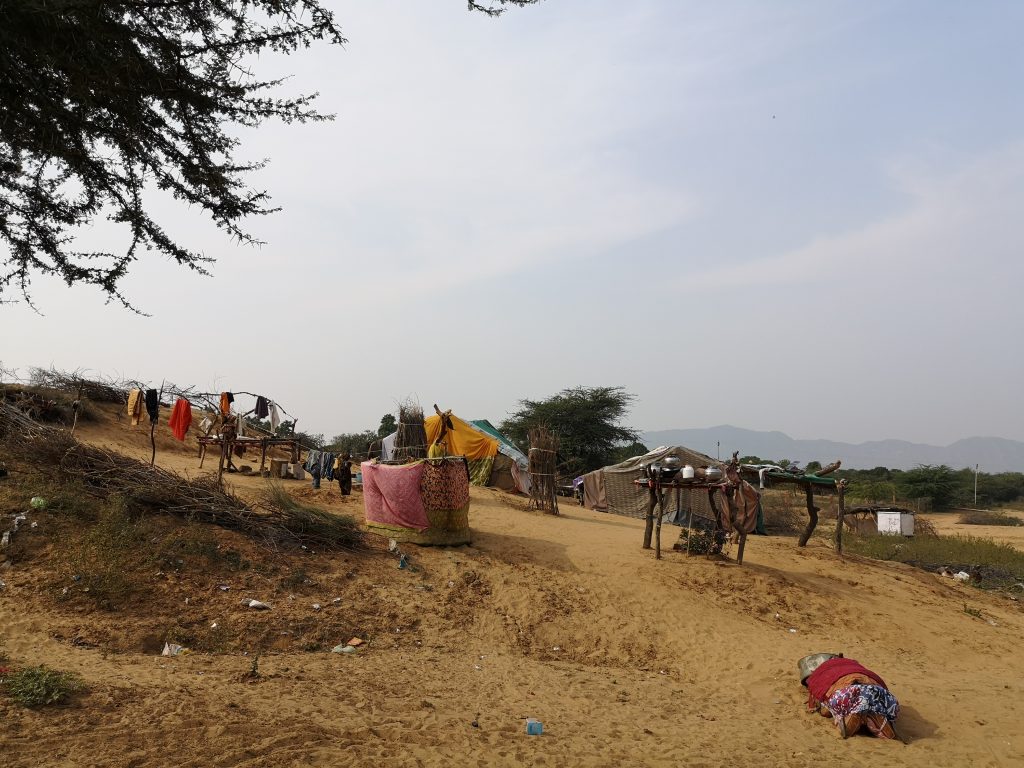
left=2, top=406, right=1023, bottom=767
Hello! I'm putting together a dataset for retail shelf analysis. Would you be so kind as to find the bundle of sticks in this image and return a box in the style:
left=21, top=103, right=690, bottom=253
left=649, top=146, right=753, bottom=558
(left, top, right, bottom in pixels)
left=392, top=401, right=427, bottom=462
left=528, top=426, right=560, bottom=514
left=28, top=367, right=132, bottom=404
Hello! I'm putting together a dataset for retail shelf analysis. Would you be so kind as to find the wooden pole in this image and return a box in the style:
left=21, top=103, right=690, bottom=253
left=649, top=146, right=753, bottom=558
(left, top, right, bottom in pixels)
left=685, top=496, right=694, bottom=556
left=655, top=489, right=665, bottom=560
left=736, top=531, right=747, bottom=564
left=217, top=440, right=227, bottom=485
left=798, top=485, right=819, bottom=547
left=259, top=438, right=268, bottom=474
left=642, top=483, right=656, bottom=549
left=835, top=480, right=846, bottom=554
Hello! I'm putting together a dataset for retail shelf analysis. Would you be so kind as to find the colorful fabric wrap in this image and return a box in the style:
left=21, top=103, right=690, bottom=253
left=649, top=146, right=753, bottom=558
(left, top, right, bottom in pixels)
left=827, top=684, right=900, bottom=721
left=362, top=461, right=429, bottom=531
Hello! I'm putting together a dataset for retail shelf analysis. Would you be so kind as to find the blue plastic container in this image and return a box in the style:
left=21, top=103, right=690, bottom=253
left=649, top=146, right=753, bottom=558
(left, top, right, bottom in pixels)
left=526, top=719, right=543, bottom=736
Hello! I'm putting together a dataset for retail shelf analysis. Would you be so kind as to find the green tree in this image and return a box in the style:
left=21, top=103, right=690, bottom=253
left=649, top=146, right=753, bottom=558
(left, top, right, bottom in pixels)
left=0, top=0, right=537, bottom=307
left=327, top=430, right=378, bottom=458
left=500, top=386, right=641, bottom=475
left=610, top=442, right=650, bottom=464
left=378, top=413, right=397, bottom=438
left=897, top=464, right=960, bottom=510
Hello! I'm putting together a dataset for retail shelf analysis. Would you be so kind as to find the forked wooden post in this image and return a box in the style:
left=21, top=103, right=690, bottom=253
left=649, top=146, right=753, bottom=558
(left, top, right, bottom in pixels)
left=654, top=489, right=665, bottom=559
left=643, top=485, right=656, bottom=549
left=798, top=485, right=819, bottom=547
left=835, top=480, right=847, bottom=553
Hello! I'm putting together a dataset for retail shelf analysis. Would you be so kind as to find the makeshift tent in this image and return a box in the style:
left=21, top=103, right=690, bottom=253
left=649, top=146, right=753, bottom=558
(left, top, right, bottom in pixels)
left=468, top=419, right=531, bottom=495
left=581, top=445, right=720, bottom=525
left=380, top=413, right=531, bottom=494
left=362, top=458, right=471, bottom=545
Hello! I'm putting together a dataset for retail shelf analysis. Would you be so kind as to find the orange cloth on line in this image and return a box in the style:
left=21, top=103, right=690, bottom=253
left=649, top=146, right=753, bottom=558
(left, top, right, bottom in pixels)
left=168, top=398, right=192, bottom=441
left=423, top=413, right=498, bottom=461
left=127, top=388, right=144, bottom=426
left=219, top=392, right=231, bottom=416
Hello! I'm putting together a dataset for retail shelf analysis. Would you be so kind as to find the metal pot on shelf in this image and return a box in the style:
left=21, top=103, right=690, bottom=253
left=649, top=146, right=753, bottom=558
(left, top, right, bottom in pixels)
left=703, top=466, right=723, bottom=482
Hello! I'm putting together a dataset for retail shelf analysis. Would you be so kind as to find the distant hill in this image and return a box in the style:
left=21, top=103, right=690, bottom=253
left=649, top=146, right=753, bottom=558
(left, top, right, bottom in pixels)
left=641, top=425, right=1024, bottom=473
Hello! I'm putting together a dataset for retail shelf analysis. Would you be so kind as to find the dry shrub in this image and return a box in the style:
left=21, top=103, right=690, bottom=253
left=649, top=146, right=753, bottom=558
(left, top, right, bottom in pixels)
left=759, top=490, right=803, bottom=534
left=1, top=416, right=364, bottom=551
left=915, top=517, right=939, bottom=537
left=960, top=510, right=1024, bottom=527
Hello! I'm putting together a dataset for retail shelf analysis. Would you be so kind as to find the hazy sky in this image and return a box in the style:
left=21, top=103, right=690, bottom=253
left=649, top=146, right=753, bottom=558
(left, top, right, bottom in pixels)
left=3, top=0, right=1023, bottom=446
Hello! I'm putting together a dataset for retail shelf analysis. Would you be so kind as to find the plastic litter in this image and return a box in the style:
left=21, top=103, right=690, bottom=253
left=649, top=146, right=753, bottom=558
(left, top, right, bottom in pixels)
left=312, top=603, right=322, bottom=612
left=242, top=599, right=272, bottom=610
left=30, top=497, right=47, bottom=509
left=161, top=643, right=189, bottom=656
left=526, top=719, right=543, bottom=736
left=953, top=571, right=971, bottom=582
left=399, top=554, right=409, bottom=570
left=331, top=644, right=357, bottom=654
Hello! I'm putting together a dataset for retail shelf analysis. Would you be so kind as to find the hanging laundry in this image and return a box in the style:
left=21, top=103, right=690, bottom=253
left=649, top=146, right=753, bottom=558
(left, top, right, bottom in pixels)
left=127, top=388, right=144, bottom=426
left=255, top=396, right=269, bottom=419
left=198, top=415, right=213, bottom=434
left=219, top=392, right=233, bottom=416
left=144, top=389, right=159, bottom=423
left=303, top=449, right=322, bottom=475
left=269, top=402, right=281, bottom=432
left=168, top=398, right=192, bottom=441
left=320, top=452, right=336, bottom=482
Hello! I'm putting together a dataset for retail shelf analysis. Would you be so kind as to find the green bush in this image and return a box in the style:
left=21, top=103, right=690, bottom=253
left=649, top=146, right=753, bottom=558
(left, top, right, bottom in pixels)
left=5, top=665, right=83, bottom=707
left=959, top=510, right=1024, bottom=527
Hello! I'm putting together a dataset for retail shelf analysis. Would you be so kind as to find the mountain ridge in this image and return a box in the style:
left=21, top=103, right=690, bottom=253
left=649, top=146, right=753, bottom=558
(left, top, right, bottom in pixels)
left=640, top=425, right=1024, bottom=473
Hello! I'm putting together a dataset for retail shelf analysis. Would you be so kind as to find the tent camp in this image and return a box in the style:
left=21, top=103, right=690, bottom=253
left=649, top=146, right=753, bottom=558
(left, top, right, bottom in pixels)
left=468, top=419, right=531, bottom=495
left=380, top=413, right=530, bottom=495
left=581, top=445, right=720, bottom=525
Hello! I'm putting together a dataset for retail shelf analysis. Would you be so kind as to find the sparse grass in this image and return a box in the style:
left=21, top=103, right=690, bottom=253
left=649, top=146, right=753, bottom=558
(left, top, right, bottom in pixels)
left=60, top=498, right=147, bottom=609
left=4, top=665, right=84, bottom=707
left=960, top=510, right=1024, bottom=527
left=845, top=533, right=1024, bottom=590
left=280, top=566, right=311, bottom=589
left=263, top=484, right=364, bottom=550
left=963, top=603, right=984, bottom=619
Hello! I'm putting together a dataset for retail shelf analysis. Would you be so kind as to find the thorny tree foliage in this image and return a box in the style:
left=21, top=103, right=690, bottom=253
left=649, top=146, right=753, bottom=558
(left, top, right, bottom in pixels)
left=0, top=0, right=538, bottom=309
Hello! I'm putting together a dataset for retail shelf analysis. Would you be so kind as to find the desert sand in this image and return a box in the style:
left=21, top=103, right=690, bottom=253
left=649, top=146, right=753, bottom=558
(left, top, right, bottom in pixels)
left=1, top=406, right=1023, bottom=767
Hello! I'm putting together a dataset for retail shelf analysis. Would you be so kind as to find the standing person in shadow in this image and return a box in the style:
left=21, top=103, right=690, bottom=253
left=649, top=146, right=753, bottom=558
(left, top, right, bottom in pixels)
left=335, top=453, right=353, bottom=496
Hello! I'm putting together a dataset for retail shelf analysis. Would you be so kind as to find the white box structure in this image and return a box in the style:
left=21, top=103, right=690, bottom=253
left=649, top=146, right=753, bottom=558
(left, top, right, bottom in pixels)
left=877, top=510, right=914, bottom=536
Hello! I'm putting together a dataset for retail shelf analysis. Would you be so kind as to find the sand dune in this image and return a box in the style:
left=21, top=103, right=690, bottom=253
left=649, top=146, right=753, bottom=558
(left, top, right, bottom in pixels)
left=1, top=405, right=1022, bottom=766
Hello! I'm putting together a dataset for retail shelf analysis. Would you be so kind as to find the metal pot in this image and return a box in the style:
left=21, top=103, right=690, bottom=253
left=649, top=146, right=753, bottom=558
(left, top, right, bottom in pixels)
left=703, top=466, right=723, bottom=482
left=798, top=653, right=843, bottom=685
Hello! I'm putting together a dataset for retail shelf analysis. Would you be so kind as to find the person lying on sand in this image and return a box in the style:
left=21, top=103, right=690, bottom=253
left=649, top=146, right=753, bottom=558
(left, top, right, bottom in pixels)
left=803, top=656, right=901, bottom=740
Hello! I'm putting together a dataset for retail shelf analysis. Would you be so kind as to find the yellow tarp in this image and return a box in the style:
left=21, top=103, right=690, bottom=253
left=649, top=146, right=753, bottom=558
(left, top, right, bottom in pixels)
left=424, top=413, right=498, bottom=461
